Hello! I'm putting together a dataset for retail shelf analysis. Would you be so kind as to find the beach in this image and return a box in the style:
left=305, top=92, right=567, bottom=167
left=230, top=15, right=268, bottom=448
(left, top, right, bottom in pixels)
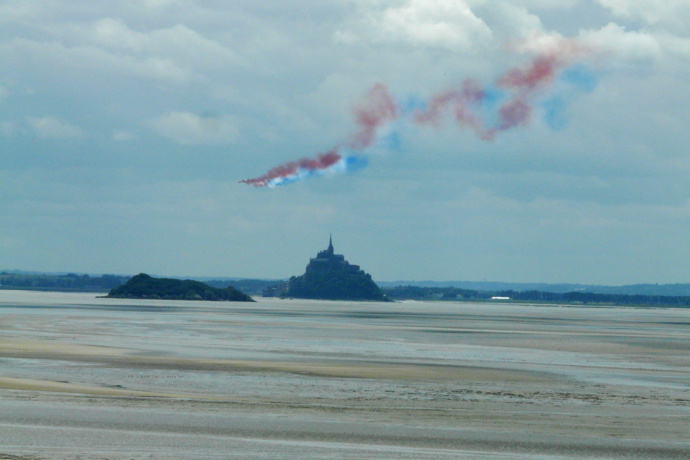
left=1, top=290, right=688, bottom=459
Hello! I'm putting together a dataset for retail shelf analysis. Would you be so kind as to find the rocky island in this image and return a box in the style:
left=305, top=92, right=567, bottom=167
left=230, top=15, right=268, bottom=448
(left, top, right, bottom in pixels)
left=282, top=237, right=388, bottom=301
left=107, top=273, right=254, bottom=302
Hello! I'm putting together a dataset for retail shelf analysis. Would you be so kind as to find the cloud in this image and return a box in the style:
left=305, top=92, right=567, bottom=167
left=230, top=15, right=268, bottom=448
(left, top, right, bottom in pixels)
left=142, top=0, right=182, bottom=9
left=596, top=0, right=690, bottom=34
left=86, top=18, right=243, bottom=71
left=26, top=116, right=84, bottom=138
left=1, top=16, right=244, bottom=91
left=0, top=85, right=9, bottom=101
left=6, top=38, right=194, bottom=84
left=582, top=23, right=662, bottom=58
left=113, top=130, right=136, bottom=142
left=336, top=0, right=493, bottom=51
left=477, top=2, right=545, bottom=40
left=147, top=111, right=240, bottom=145
left=513, top=0, right=578, bottom=7
left=0, top=1, right=41, bottom=24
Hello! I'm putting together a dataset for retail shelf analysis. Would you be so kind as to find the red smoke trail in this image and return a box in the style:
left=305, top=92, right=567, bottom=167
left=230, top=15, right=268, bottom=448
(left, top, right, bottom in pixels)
left=415, top=80, right=485, bottom=125
left=414, top=85, right=490, bottom=139
left=415, top=40, right=591, bottom=139
left=488, top=54, right=564, bottom=133
left=239, top=149, right=341, bottom=187
left=241, top=38, right=596, bottom=188
left=498, top=55, right=559, bottom=91
left=415, top=79, right=493, bottom=140
left=490, top=40, right=590, bottom=133
left=496, top=97, right=532, bottom=131
left=501, top=37, right=589, bottom=90
left=349, top=83, right=399, bottom=149
left=240, top=84, right=398, bottom=187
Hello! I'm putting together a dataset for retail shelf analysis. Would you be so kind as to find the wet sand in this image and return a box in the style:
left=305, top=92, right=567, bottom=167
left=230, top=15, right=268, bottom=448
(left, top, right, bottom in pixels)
left=0, top=290, right=688, bottom=459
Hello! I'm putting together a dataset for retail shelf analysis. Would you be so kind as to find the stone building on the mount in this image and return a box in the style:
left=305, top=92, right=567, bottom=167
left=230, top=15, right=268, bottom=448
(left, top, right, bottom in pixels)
left=282, top=236, right=388, bottom=301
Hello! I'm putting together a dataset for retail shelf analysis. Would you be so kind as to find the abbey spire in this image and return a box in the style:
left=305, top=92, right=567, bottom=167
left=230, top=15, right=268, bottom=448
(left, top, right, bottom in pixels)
left=284, top=235, right=388, bottom=301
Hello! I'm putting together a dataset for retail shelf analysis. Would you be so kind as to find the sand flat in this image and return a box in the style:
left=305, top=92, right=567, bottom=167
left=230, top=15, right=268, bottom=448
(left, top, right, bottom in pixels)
left=1, top=291, right=689, bottom=459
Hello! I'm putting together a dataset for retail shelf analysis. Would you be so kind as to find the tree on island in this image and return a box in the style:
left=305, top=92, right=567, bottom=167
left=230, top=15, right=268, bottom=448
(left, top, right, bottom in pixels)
left=107, top=273, right=254, bottom=302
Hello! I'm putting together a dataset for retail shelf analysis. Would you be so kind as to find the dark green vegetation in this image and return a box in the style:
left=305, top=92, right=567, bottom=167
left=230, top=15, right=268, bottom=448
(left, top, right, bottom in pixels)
left=274, top=238, right=387, bottom=301
left=0, top=272, right=128, bottom=292
left=107, top=274, right=254, bottom=302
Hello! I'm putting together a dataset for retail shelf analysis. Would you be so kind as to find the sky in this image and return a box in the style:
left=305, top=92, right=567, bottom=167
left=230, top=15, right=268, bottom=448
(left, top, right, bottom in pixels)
left=1, top=0, right=689, bottom=285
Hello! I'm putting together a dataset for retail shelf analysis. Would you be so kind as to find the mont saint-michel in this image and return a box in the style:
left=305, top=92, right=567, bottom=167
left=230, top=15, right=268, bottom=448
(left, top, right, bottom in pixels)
left=280, top=236, right=388, bottom=301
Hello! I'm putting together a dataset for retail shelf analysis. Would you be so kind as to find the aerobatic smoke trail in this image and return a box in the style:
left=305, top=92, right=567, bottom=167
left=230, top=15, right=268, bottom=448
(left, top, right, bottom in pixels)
left=241, top=39, right=597, bottom=188
left=240, top=84, right=398, bottom=188
left=239, top=149, right=343, bottom=188
left=414, top=79, right=492, bottom=140
left=349, top=83, right=399, bottom=150
left=414, top=41, right=589, bottom=141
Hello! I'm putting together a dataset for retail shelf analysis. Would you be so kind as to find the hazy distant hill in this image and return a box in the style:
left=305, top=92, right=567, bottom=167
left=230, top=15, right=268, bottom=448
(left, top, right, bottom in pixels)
left=3, top=269, right=688, bottom=298
left=378, top=281, right=690, bottom=297
left=202, top=278, right=285, bottom=296
left=107, top=274, right=254, bottom=302
left=0, top=272, right=128, bottom=292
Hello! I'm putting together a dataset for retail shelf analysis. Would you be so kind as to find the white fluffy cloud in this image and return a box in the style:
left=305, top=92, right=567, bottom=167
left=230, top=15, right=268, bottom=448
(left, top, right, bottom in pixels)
left=579, top=22, right=662, bottom=59
left=597, top=0, right=690, bottom=34
left=26, top=116, right=84, bottom=138
left=336, top=0, right=493, bottom=51
left=147, top=111, right=240, bottom=145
